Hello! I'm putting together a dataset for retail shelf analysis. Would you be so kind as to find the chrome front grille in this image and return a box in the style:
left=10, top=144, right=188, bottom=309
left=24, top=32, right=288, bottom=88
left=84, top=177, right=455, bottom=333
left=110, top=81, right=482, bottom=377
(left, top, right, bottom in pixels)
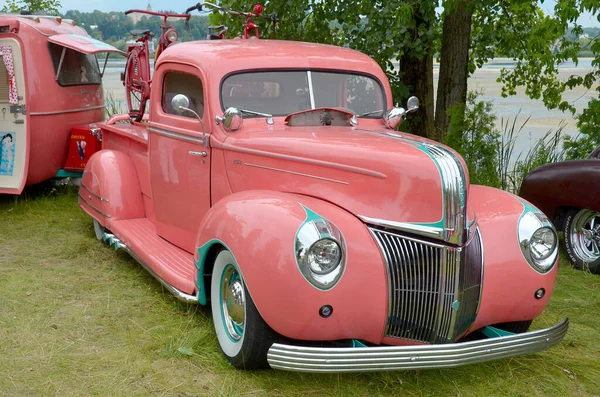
left=370, top=228, right=483, bottom=344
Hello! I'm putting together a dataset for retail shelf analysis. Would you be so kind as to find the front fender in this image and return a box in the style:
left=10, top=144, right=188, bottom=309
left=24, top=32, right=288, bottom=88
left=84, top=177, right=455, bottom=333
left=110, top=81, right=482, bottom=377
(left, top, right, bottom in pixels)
left=195, top=190, right=388, bottom=344
left=470, top=185, right=558, bottom=330
left=519, top=159, right=600, bottom=220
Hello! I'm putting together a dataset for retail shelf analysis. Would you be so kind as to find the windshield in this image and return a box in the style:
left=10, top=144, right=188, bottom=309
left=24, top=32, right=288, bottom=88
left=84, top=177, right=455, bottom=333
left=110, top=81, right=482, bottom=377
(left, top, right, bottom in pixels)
left=221, top=71, right=385, bottom=117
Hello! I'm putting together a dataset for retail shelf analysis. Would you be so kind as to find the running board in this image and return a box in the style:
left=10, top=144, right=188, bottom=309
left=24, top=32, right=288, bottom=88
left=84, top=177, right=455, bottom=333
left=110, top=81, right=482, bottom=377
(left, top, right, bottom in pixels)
left=103, top=232, right=199, bottom=304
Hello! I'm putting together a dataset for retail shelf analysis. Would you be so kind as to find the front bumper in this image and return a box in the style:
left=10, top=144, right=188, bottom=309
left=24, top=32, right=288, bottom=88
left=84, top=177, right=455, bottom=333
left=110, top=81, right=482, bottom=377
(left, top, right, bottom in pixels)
left=267, top=318, right=568, bottom=372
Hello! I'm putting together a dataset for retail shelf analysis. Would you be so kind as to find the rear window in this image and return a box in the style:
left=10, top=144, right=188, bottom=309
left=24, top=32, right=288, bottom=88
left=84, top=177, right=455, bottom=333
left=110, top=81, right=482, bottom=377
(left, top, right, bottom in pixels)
left=48, top=43, right=101, bottom=86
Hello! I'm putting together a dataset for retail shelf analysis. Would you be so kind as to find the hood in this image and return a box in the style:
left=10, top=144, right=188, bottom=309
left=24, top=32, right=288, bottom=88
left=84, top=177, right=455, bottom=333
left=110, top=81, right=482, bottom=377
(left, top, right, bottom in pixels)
left=221, top=124, right=472, bottom=245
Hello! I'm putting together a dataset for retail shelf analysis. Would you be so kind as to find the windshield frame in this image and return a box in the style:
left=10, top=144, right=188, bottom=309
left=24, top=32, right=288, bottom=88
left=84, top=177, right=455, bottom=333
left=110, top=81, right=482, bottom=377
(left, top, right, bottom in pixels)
left=219, top=68, right=388, bottom=119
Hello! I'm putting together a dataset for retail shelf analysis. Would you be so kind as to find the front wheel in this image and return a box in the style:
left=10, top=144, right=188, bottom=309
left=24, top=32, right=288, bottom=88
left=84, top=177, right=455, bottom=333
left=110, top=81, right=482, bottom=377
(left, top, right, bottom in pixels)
left=210, top=250, right=275, bottom=369
left=563, top=209, right=600, bottom=274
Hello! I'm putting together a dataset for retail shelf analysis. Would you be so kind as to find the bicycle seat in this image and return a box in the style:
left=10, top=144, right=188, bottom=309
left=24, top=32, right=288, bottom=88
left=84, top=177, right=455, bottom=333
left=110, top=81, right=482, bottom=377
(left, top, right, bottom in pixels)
left=208, top=25, right=226, bottom=30
left=130, top=29, right=153, bottom=37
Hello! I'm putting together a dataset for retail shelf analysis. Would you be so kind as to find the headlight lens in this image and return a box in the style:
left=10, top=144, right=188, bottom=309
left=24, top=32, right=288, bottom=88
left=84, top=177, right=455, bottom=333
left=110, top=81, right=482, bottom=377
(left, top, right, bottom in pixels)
left=530, top=227, right=557, bottom=262
left=518, top=210, right=558, bottom=273
left=308, top=239, right=342, bottom=274
left=296, top=217, right=346, bottom=289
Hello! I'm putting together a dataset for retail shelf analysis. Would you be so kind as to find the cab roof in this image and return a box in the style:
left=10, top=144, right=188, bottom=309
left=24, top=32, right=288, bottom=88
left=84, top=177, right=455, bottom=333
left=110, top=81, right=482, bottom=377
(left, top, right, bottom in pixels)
left=158, top=40, right=388, bottom=84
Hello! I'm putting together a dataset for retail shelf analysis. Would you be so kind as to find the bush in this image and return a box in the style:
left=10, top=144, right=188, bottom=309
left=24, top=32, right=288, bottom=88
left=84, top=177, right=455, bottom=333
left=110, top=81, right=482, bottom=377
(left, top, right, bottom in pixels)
left=444, top=91, right=566, bottom=193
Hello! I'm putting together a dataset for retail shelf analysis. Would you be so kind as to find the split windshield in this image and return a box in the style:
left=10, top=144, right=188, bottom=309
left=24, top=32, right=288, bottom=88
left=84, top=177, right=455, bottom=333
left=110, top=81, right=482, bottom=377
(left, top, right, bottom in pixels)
left=221, top=71, right=385, bottom=117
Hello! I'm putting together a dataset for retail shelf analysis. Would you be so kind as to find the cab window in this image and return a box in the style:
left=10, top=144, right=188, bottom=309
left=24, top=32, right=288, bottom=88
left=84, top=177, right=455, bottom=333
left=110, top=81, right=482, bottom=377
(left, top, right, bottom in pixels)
left=162, top=72, right=204, bottom=119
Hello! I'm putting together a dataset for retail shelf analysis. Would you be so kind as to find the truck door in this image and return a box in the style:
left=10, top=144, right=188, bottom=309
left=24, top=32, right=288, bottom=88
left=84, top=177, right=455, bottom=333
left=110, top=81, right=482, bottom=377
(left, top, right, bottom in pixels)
left=149, top=66, right=211, bottom=253
left=0, top=38, right=27, bottom=194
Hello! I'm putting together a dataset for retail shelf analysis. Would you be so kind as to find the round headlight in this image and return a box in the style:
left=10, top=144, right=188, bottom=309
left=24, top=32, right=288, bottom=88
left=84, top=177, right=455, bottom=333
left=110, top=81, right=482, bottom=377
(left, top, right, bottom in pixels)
left=308, top=239, right=342, bottom=274
left=166, top=29, right=178, bottom=43
left=530, top=227, right=557, bottom=262
left=518, top=209, right=558, bottom=273
left=295, top=216, right=346, bottom=290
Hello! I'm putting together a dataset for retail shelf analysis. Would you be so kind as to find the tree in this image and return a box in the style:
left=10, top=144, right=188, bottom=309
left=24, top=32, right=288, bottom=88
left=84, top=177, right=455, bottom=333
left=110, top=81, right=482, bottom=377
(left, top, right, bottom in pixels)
left=192, top=1, right=600, bottom=145
left=1, top=0, right=61, bottom=15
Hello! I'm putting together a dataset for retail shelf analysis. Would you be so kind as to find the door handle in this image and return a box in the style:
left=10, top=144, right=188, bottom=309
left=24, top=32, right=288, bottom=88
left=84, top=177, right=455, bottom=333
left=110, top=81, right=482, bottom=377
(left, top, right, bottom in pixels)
left=189, top=151, right=207, bottom=157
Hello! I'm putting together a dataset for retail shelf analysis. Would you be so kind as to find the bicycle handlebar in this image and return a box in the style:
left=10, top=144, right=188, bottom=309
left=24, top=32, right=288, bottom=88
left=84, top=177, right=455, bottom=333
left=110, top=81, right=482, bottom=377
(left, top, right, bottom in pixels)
left=185, top=2, right=276, bottom=20
left=124, top=9, right=191, bottom=20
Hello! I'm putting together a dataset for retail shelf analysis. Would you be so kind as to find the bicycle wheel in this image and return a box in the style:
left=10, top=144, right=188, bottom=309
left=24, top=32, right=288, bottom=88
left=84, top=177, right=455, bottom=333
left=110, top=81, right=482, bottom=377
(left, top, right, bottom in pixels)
left=124, top=48, right=151, bottom=122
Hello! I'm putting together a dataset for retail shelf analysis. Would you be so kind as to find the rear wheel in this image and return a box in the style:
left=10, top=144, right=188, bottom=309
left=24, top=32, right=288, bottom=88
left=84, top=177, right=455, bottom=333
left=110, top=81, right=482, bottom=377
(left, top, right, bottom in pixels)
left=210, top=250, right=275, bottom=369
left=124, top=48, right=150, bottom=122
left=563, top=209, right=600, bottom=274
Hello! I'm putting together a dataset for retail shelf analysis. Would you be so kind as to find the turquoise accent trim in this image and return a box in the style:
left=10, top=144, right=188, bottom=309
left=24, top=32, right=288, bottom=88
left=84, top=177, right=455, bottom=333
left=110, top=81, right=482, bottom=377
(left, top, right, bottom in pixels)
left=451, top=300, right=461, bottom=311
left=518, top=198, right=542, bottom=216
left=196, top=238, right=230, bottom=306
left=481, top=326, right=514, bottom=338
left=294, top=205, right=337, bottom=290
left=56, top=170, right=83, bottom=178
left=351, top=340, right=367, bottom=348
left=220, top=263, right=242, bottom=343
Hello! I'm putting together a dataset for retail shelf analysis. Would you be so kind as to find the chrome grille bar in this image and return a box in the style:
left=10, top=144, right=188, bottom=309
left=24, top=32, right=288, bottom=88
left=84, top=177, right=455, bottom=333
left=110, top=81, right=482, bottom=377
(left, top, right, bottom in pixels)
left=370, top=228, right=483, bottom=344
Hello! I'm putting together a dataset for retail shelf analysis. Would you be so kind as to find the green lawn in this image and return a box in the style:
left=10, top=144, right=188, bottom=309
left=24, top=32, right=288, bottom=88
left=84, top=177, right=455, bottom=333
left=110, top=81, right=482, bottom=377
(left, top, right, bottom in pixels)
left=1, top=185, right=598, bottom=396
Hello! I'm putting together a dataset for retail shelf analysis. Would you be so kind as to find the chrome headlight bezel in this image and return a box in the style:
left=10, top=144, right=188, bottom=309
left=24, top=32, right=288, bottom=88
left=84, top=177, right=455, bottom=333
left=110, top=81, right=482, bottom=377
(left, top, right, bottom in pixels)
left=518, top=210, right=558, bottom=273
left=295, top=218, right=346, bottom=290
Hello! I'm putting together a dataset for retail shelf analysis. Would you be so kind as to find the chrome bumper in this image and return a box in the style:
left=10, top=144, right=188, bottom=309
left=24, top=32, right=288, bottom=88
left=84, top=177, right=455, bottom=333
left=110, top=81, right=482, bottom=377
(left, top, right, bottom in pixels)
left=267, top=318, right=568, bottom=373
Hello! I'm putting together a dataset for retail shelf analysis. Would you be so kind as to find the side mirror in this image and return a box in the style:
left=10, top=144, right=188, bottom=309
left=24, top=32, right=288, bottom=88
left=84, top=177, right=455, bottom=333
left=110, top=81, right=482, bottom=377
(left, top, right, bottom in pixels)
left=407, top=96, right=420, bottom=113
left=382, top=107, right=406, bottom=130
left=216, top=107, right=244, bottom=131
left=170, top=94, right=206, bottom=143
left=171, top=94, right=190, bottom=115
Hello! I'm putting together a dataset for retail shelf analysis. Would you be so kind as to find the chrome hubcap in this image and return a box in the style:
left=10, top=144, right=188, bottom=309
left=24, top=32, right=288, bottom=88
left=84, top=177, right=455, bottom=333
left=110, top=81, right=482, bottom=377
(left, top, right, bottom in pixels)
left=221, top=264, right=245, bottom=341
left=570, top=210, right=600, bottom=262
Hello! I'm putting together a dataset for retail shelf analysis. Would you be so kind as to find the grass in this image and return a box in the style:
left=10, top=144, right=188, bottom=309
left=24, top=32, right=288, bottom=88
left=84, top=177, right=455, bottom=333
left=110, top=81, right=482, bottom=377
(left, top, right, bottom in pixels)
left=1, top=186, right=599, bottom=396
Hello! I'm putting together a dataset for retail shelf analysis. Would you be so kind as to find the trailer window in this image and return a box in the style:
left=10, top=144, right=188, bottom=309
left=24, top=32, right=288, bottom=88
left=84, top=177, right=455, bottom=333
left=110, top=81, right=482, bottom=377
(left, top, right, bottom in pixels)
left=48, top=43, right=101, bottom=86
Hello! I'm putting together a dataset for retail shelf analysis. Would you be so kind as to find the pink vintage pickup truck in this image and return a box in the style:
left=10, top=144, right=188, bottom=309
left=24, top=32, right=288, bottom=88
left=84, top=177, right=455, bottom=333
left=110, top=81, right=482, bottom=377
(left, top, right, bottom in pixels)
left=79, top=40, right=568, bottom=372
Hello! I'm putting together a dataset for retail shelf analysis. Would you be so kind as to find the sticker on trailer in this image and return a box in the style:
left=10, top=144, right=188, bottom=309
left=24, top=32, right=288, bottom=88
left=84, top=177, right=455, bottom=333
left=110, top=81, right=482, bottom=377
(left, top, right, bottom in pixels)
left=0, top=132, right=15, bottom=176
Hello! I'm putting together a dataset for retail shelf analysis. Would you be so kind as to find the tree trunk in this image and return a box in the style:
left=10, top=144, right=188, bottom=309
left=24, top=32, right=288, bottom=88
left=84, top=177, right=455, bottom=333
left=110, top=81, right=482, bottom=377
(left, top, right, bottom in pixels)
left=400, top=51, right=435, bottom=140
left=435, top=0, right=474, bottom=142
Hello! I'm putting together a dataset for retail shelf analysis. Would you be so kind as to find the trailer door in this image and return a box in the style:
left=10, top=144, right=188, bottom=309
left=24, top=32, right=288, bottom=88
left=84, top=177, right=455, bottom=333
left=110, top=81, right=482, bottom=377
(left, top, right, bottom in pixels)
left=0, top=38, right=27, bottom=194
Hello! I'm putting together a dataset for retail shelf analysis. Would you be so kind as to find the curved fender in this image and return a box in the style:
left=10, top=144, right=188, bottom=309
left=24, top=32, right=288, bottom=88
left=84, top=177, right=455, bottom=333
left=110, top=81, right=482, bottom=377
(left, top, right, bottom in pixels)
left=519, top=160, right=600, bottom=220
left=470, top=185, right=558, bottom=330
left=195, top=190, right=388, bottom=344
left=79, top=150, right=144, bottom=229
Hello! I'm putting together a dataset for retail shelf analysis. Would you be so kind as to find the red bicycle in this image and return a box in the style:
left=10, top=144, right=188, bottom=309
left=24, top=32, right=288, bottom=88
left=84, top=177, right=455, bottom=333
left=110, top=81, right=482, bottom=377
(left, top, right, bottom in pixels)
left=122, top=9, right=191, bottom=121
left=185, top=2, right=278, bottom=40
left=121, top=3, right=277, bottom=121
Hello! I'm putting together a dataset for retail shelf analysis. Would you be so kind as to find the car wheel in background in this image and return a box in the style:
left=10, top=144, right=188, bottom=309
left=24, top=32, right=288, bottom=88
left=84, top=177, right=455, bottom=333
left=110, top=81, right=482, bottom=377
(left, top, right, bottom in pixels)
left=211, top=249, right=275, bottom=369
left=563, top=209, right=600, bottom=274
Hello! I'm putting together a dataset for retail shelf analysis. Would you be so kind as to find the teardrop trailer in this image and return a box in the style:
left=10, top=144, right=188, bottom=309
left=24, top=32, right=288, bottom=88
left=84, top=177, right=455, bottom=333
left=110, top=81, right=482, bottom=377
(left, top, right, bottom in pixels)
left=0, top=12, right=124, bottom=194
left=79, top=3, right=568, bottom=372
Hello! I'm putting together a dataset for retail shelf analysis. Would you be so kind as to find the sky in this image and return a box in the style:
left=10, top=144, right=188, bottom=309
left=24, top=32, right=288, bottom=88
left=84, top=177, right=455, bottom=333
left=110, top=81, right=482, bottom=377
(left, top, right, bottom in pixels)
left=52, top=0, right=599, bottom=28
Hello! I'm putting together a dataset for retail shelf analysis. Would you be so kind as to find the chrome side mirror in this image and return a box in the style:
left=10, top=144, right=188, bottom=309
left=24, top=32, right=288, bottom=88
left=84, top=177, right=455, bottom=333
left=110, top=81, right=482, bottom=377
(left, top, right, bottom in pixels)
left=171, top=94, right=190, bottom=115
left=216, top=107, right=244, bottom=132
left=170, top=94, right=206, bottom=143
left=407, top=96, right=420, bottom=113
left=382, top=107, right=406, bottom=130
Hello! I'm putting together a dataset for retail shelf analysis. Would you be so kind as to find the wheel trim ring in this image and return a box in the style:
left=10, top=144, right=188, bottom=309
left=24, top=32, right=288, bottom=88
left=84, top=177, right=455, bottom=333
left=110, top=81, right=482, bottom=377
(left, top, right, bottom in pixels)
left=220, top=264, right=246, bottom=342
left=570, top=210, right=600, bottom=262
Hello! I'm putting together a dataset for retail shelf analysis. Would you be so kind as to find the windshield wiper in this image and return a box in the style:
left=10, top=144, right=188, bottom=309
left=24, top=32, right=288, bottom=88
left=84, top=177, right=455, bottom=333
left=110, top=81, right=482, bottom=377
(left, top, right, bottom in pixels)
left=357, top=109, right=384, bottom=118
left=239, top=109, right=274, bottom=125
